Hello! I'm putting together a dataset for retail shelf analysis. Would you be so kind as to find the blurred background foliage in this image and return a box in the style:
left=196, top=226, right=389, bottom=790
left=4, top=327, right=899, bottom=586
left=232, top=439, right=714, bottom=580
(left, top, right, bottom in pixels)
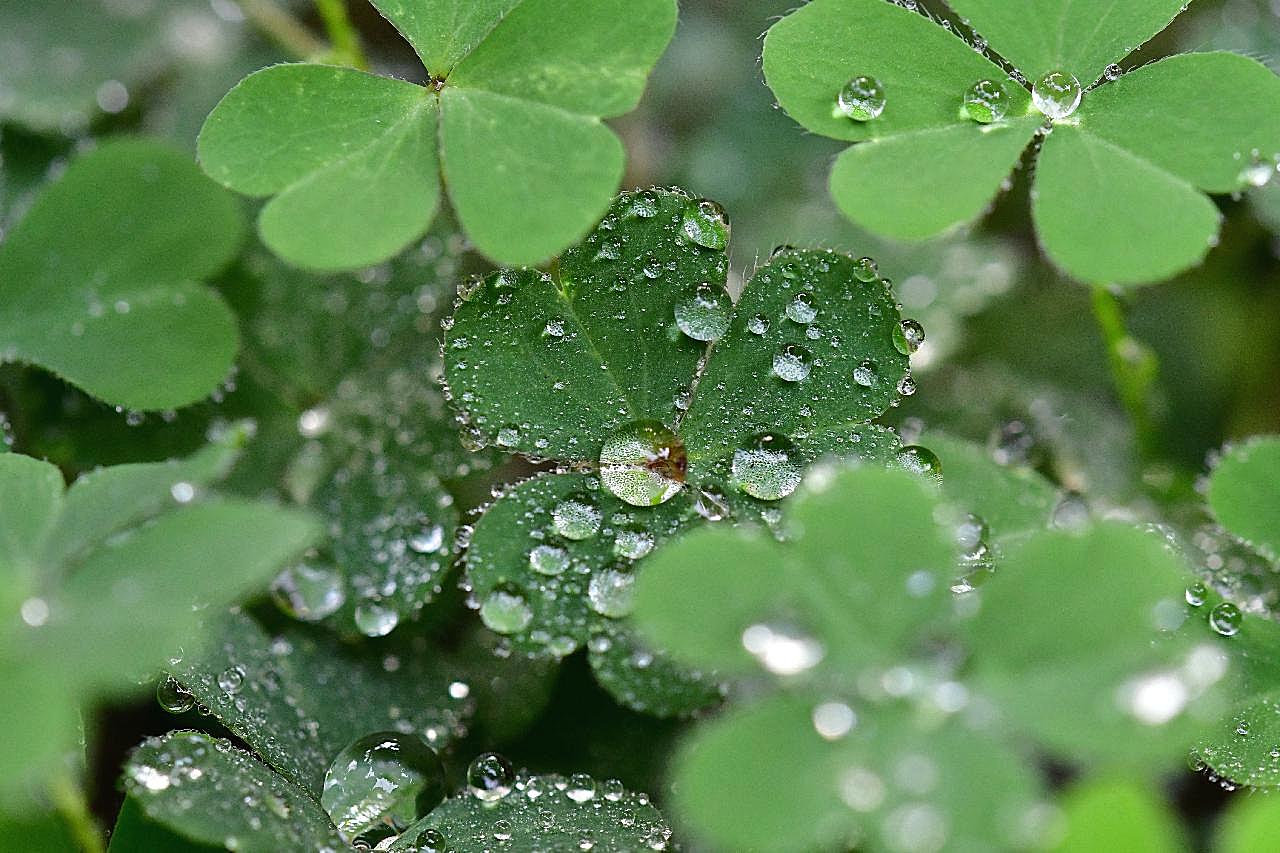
left=0, top=0, right=1278, bottom=848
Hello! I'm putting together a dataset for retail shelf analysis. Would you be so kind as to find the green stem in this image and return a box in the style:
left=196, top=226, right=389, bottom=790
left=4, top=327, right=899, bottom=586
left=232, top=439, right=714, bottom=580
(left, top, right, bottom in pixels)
left=236, top=0, right=327, bottom=60
left=1089, top=284, right=1159, bottom=459
left=50, top=774, right=104, bottom=853
left=314, top=0, right=369, bottom=70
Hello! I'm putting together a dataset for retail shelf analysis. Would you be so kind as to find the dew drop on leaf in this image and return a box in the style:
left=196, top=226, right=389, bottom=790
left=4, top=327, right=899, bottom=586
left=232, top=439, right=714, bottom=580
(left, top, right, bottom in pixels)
left=1240, top=152, right=1276, bottom=188
left=354, top=600, right=400, bottom=637
left=674, top=285, right=732, bottom=342
left=320, top=732, right=444, bottom=838
left=156, top=676, right=195, bottom=714
left=396, top=826, right=447, bottom=852
left=962, top=79, right=1009, bottom=124
left=529, top=543, right=571, bottom=576
left=852, top=359, right=878, bottom=388
left=217, top=667, right=244, bottom=695
left=1209, top=602, right=1242, bottom=636
left=896, top=375, right=917, bottom=397
left=552, top=496, right=604, bottom=539
left=588, top=567, right=637, bottom=618
left=1031, top=70, right=1082, bottom=120
left=1104, top=63, right=1123, bottom=82
left=731, top=433, right=803, bottom=500
left=747, top=313, right=771, bottom=335
left=1185, top=581, right=1207, bottom=607
left=598, top=421, right=687, bottom=506
left=772, top=344, right=813, bottom=382
left=680, top=199, right=730, bottom=250
left=894, top=318, right=925, bottom=355
left=467, top=752, right=516, bottom=802
left=480, top=587, right=534, bottom=634
left=271, top=562, right=346, bottom=622
left=567, top=773, right=598, bottom=803
left=836, top=75, right=886, bottom=121
left=852, top=256, right=879, bottom=283
left=896, top=445, right=942, bottom=483
left=785, top=291, right=818, bottom=324
left=613, top=527, right=655, bottom=560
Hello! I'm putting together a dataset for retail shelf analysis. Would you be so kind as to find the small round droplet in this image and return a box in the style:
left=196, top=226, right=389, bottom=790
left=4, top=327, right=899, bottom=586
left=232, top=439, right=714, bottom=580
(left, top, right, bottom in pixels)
left=747, top=313, right=770, bottom=335
left=602, top=779, right=625, bottom=802
left=354, top=601, right=400, bottom=638
left=398, top=827, right=447, bottom=853
left=962, top=79, right=1009, bottom=124
left=493, top=819, right=514, bottom=841
left=630, top=192, right=658, bottom=218
left=588, top=567, right=636, bottom=618
left=566, top=774, right=597, bottom=803
left=480, top=587, right=534, bottom=635
left=773, top=345, right=813, bottom=382
left=217, top=667, right=244, bottom=695
left=1185, top=581, right=1207, bottom=607
left=731, top=433, right=803, bottom=501
left=1104, top=63, right=1123, bottom=81
left=467, top=752, right=515, bottom=802
left=496, top=425, right=521, bottom=447
left=1210, top=602, right=1242, bottom=637
left=614, top=527, right=655, bottom=560
left=896, top=445, right=942, bottom=483
left=681, top=199, right=730, bottom=250
left=894, top=318, right=925, bottom=355
left=1240, top=152, right=1276, bottom=188
left=552, top=497, right=603, bottom=539
left=852, top=359, right=878, bottom=388
left=321, top=733, right=444, bottom=838
left=599, top=421, right=687, bottom=506
left=674, top=285, right=732, bottom=342
left=896, top=375, right=917, bottom=397
left=785, top=292, right=818, bottom=324
left=529, top=544, right=570, bottom=576
left=271, top=563, right=345, bottom=622
left=156, top=676, right=195, bottom=714
left=837, top=75, right=886, bottom=121
left=852, top=257, right=879, bottom=283
left=1032, top=70, right=1082, bottom=120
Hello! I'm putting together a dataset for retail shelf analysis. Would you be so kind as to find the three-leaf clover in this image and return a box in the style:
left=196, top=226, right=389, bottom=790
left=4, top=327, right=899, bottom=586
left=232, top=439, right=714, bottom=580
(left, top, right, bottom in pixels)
left=0, top=426, right=317, bottom=803
left=762, top=0, right=1280, bottom=285
left=444, top=187, right=915, bottom=715
left=0, top=139, right=244, bottom=411
left=197, top=0, right=677, bottom=270
left=631, top=463, right=1220, bottom=851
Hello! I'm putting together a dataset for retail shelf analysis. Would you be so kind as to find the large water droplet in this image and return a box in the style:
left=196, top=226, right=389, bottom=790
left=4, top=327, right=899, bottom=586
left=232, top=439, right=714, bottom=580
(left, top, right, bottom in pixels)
left=614, top=527, right=655, bottom=560
left=674, top=285, right=731, bottom=342
left=598, top=421, right=687, bottom=506
left=893, top=318, right=925, bottom=355
left=529, top=544, right=570, bottom=576
left=321, top=732, right=444, bottom=838
left=588, top=567, right=637, bottom=618
left=731, top=433, right=803, bottom=501
left=896, top=445, right=942, bottom=483
left=467, top=752, right=515, bottom=802
left=218, top=667, right=244, bottom=695
left=395, top=826, right=447, bottom=853
left=1032, top=70, right=1082, bottom=120
left=785, top=292, right=818, bottom=324
left=480, top=587, right=534, bottom=634
left=773, top=345, right=813, bottom=382
left=836, top=75, right=886, bottom=121
left=853, top=359, right=878, bottom=388
left=156, top=676, right=195, bottom=714
left=1210, top=602, right=1242, bottom=637
left=552, top=496, right=603, bottom=539
left=681, top=199, right=730, bottom=250
left=566, top=774, right=597, bottom=803
left=271, top=562, right=345, bottom=622
left=747, top=313, right=770, bottom=335
left=962, top=79, right=1009, bottom=124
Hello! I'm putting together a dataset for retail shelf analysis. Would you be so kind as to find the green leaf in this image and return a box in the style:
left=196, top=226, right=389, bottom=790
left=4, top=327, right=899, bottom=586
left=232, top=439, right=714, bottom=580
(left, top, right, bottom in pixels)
left=0, top=139, right=243, bottom=410
left=201, top=1, right=676, bottom=268
left=0, top=808, right=79, bottom=853
left=1051, top=778, right=1186, bottom=853
left=1032, top=124, right=1222, bottom=285
left=124, top=731, right=344, bottom=852
left=0, top=454, right=63, bottom=594
left=945, top=0, right=1191, bottom=84
left=391, top=769, right=671, bottom=852
left=109, top=797, right=219, bottom=853
left=1218, top=783, right=1280, bottom=853
left=967, top=523, right=1211, bottom=768
left=168, top=610, right=465, bottom=794
left=586, top=625, right=723, bottom=717
left=670, top=692, right=1042, bottom=853
left=1208, top=436, right=1280, bottom=563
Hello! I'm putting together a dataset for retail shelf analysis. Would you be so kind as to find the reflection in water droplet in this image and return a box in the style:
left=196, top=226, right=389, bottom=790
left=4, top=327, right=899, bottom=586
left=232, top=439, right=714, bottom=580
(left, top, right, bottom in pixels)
left=588, top=567, right=636, bottom=618
left=894, top=319, right=925, bottom=355
left=896, top=375, right=917, bottom=397
left=156, top=676, right=195, bottom=714
left=272, top=562, right=346, bottom=622
left=747, top=313, right=770, bottom=335
left=681, top=199, right=730, bottom=250
left=852, top=257, right=879, bottom=283
left=354, top=601, right=400, bottom=637
left=785, top=292, right=817, bottom=324
left=614, top=527, right=655, bottom=560
left=1210, top=602, right=1242, bottom=637
left=567, top=773, right=597, bottom=803
left=321, top=732, right=444, bottom=838
left=731, top=433, right=803, bottom=500
left=552, top=497, right=603, bottom=539
left=1185, top=581, right=1207, bottom=607
left=836, top=75, right=886, bottom=121
left=1032, top=70, right=1082, bottom=120
left=529, top=544, right=570, bottom=576
left=480, top=587, right=534, bottom=634
left=773, top=345, right=813, bottom=382
left=853, top=359, right=878, bottom=388
left=962, top=79, right=1009, bottom=124
left=467, top=752, right=516, bottom=802
left=896, top=445, right=942, bottom=483
left=674, top=285, right=732, bottom=342
left=598, top=421, right=687, bottom=506
left=217, top=667, right=244, bottom=695
left=1104, top=63, right=1123, bottom=81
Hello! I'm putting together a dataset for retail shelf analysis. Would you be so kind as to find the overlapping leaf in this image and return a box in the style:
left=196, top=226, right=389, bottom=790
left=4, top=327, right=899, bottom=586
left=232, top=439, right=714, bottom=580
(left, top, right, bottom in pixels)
left=0, top=139, right=244, bottom=410
left=763, top=0, right=1280, bottom=284
left=198, top=0, right=677, bottom=269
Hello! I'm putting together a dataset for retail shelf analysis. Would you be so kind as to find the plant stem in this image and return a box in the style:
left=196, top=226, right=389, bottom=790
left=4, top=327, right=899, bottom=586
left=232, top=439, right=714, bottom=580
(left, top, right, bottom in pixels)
left=314, top=0, right=369, bottom=69
left=236, top=0, right=327, bottom=60
left=50, top=773, right=104, bottom=853
left=1089, top=284, right=1159, bottom=459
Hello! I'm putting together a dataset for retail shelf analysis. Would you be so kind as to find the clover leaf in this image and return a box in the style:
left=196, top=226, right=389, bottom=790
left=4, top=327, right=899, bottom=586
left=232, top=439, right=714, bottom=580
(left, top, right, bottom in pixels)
left=444, top=187, right=914, bottom=715
left=197, top=0, right=677, bottom=270
left=1207, top=436, right=1280, bottom=564
left=631, top=464, right=1217, bottom=851
left=0, top=139, right=244, bottom=411
left=763, top=0, right=1280, bottom=285
left=0, top=426, right=318, bottom=802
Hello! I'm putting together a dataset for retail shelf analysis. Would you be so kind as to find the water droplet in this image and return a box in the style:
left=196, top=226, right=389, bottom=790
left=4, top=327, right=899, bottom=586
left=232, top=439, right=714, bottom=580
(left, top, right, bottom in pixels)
left=565, top=774, right=597, bottom=804
left=496, top=425, right=521, bottom=447
left=156, top=676, right=195, bottom=714
left=962, top=79, right=1009, bottom=124
left=852, top=257, right=879, bottom=283
left=613, top=527, right=655, bottom=560
left=695, top=487, right=730, bottom=521
left=772, top=345, right=813, bottom=382
left=630, top=192, right=658, bottom=218
left=681, top=199, right=730, bottom=250
left=493, top=819, right=514, bottom=841
left=741, top=622, right=824, bottom=675
left=602, top=779, right=625, bottom=802
left=599, top=421, right=687, bottom=506
left=1210, top=602, right=1242, bottom=637
left=467, top=752, right=515, bottom=802
left=896, top=375, right=917, bottom=397
left=674, top=285, right=732, bottom=342
left=217, top=667, right=244, bottom=695
left=785, top=292, right=818, bottom=324
left=1104, top=63, right=1123, bottom=81
left=480, top=587, right=534, bottom=634
left=747, top=313, right=770, bottom=335
left=954, top=513, right=989, bottom=560
left=552, top=497, right=603, bottom=539
left=894, top=318, right=925, bottom=355
left=588, top=567, right=636, bottom=618
left=321, top=733, right=444, bottom=838
left=836, top=75, right=886, bottom=121
left=271, top=563, right=346, bottom=622
left=1032, top=70, right=1082, bottom=120
left=812, top=701, right=856, bottom=740
left=896, top=445, right=942, bottom=482
left=529, top=544, right=570, bottom=576
left=397, top=826, right=447, bottom=852
left=354, top=601, right=400, bottom=638
left=1185, top=581, right=1207, bottom=607
left=731, top=433, right=803, bottom=501
left=544, top=317, right=566, bottom=338
left=1240, top=152, right=1276, bottom=188
left=853, top=359, right=878, bottom=388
